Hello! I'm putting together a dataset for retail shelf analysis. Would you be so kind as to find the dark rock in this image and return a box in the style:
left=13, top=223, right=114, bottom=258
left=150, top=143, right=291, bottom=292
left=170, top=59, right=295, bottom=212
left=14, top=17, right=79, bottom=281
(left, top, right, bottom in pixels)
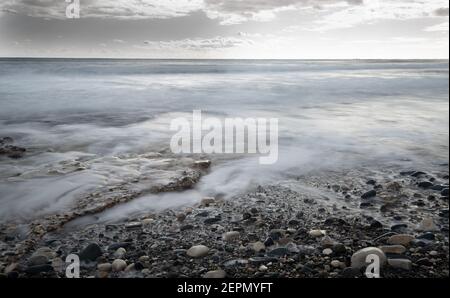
left=441, top=188, right=449, bottom=197
left=242, top=213, right=252, bottom=220
left=416, top=258, right=433, bottom=267
left=431, top=185, right=446, bottom=191
left=361, top=190, right=377, bottom=199
left=264, top=237, right=275, bottom=247
left=416, top=233, right=435, bottom=241
left=418, top=181, right=433, bottom=189
left=204, top=217, right=221, bottom=225
left=324, top=217, right=348, bottom=226
left=180, top=224, right=194, bottom=231
left=369, top=220, right=383, bottom=230
left=391, top=224, right=408, bottom=232
left=267, top=247, right=291, bottom=257
left=340, top=267, right=361, bottom=278
left=411, top=171, right=427, bottom=177
left=248, top=257, right=278, bottom=265
left=79, top=243, right=102, bottom=262
left=333, top=243, right=347, bottom=255
left=25, top=265, right=54, bottom=275
left=366, top=179, right=377, bottom=185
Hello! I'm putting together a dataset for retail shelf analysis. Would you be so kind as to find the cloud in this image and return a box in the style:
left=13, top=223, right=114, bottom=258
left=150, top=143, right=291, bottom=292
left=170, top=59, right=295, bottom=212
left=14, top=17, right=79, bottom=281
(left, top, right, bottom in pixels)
left=434, top=7, right=449, bottom=16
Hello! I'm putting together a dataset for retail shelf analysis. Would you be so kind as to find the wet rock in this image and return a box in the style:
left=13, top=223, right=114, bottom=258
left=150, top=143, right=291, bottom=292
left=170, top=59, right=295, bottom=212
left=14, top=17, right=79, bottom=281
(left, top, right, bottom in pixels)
left=323, top=248, right=333, bottom=256
left=79, top=243, right=102, bottom=262
left=267, top=247, right=290, bottom=257
left=187, top=245, right=210, bottom=258
left=224, top=259, right=249, bottom=267
left=180, top=224, right=194, bottom=231
left=309, top=229, right=326, bottom=238
left=388, top=259, right=412, bottom=271
left=331, top=260, right=345, bottom=269
left=361, top=190, right=377, bottom=199
left=125, top=222, right=142, bottom=230
left=416, top=258, right=433, bottom=267
left=391, top=224, right=408, bottom=232
left=204, top=270, right=226, bottom=279
left=351, top=247, right=387, bottom=269
left=264, top=237, right=275, bottom=247
left=411, top=171, right=427, bottom=177
left=25, top=264, right=54, bottom=275
left=370, top=220, right=383, bottom=230
left=222, top=231, right=240, bottom=242
left=366, top=179, right=377, bottom=185
left=417, top=218, right=439, bottom=232
left=194, top=160, right=212, bottom=170
left=380, top=245, right=406, bottom=255
left=418, top=181, right=433, bottom=189
left=113, top=247, right=126, bottom=259
left=248, top=257, right=278, bottom=265
left=251, top=242, right=266, bottom=253
left=27, top=255, right=49, bottom=266
left=416, top=232, right=435, bottom=241
left=112, top=259, right=127, bottom=272
left=387, top=234, right=414, bottom=246
left=176, top=213, right=187, bottom=222
left=204, top=217, right=221, bottom=225
left=97, top=263, right=112, bottom=272
left=441, top=188, right=449, bottom=197
left=386, top=182, right=402, bottom=192
left=201, top=197, right=215, bottom=206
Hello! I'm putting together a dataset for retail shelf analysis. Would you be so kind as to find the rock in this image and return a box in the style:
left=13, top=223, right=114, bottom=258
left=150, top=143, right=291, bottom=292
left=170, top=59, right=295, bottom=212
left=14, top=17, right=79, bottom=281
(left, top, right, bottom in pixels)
left=417, top=218, right=439, bottom=232
left=267, top=247, right=290, bottom=257
left=379, top=245, right=406, bottom=255
left=411, top=171, right=426, bottom=177
left=97, top=263, right=112, bottom=272
left=331, top=260, right=344, bottom=269
left=201, top=197, right=215, bottom=206
left=417, top=232, right=435, bottom=241
left=441, top=188, right=449, bottom=197
left=370, top=220, right=383, bottom=230
left=113, top=247, right=126, bottom=259
left=361, top=190, right=377, bottom=199
left=25, top=264, right=54, bottom=275
left=264, top=237, right=275, bottom=247
left=31, top=247, right=56, bottom=260
left=418, top=181, right=433, bottom=188
left=222, top=231, right=240, bottom=242
left=259, top=265, right=268, bottom=272
left=251, top=242, right=266, bottom=253
left=142, top=218, right=154, bottom=226
left=386, top=182, right=402, bottom=192
left=27, top=255, right=49, bottom=266
left=79, top=243, right=102, bottom=262
left=248, top=257, right=278, bottom=265
left=366, top=179, right=377, bottom=185
left=351, top=247, right=387, bottom=269
left=391, top=224, right=408, bottom=232
left=125, top=222, right=142, bottom=229
left=416, top=258, right=433, bottom=266
left=429, top=251, right=439, bottom=256
left=321, top=236, right=336, bottom=248
left=204, top=216, right=221, bottom=225
left=176, top=213, right=187, bottom=222
left=323, top=248, right=333, bottom=256
left=180, top=224, right=194, bottom=231
left=194, top=160, right=212, bottom=169
left=125, top=264, right=136, bottom=272
left=51, top=258, right=65, bottom=273
left=224, top=259, right=249, bottom=267
left=4, top=263, right=18, bottom=274
left=309, top=229, right=326, bottom=238
left=388, top=259, right=412, bottom=271
left=111, top=259, right=127, bottom=272
left=204, top=270, right=226, bottom=279
left=187, top=245, right=210, bottom=258
left=387, top=234, right=415, bottom=246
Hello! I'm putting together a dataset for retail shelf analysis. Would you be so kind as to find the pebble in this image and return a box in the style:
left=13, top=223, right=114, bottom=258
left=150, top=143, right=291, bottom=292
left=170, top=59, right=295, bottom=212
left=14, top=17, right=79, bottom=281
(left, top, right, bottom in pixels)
left=27, top=255, right=49, bottom=266
left=79, top=243, right=102, bottom=262
left=361, top=190, right=377, bottom=199
left=251, top=241, right=266, bottom=253
left=201, top=197, right=215, bottom=206
left=323, top=248, right=333, bottom=256
left=259, top=265, right=268, bottom=272
left=309, top=229, right=326, bottom=238
left=418, top=181, right=433, bottom=188
left=331, top=260, right=344, bottom=269
left=222, top=231, right=240, bottom=242
left=111, top=259, right=127, bottom=272
left=187, top=245, right=210, bottom=258
left=142, top=218, right=155, bottom=226
left=417, top=217, right=439, bottom=232
left=125, top=222, right=142, bottom=229
left=267, top=247, right=290, bottom=257
left=176, top=213, right=187, bottom=222
left=351, top=247, right=387, bottom=269
left=388, top=259, right=412, bottom=271
left=387, top=234, right=415, bottom=246
left=204, top=270, right=226, bottom=278
left=113, top=247, right=126, bottom=259
left=429, top=251, right=439, bottom=256
left=97, top=263, right=112, bottom=272
left=379, top=245, right=407, bottom=255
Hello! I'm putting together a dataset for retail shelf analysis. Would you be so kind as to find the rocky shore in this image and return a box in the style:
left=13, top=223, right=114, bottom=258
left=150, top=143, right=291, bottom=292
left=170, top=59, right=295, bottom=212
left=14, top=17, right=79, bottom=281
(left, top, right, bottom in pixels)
left=0, top=162, right=448, bottom=279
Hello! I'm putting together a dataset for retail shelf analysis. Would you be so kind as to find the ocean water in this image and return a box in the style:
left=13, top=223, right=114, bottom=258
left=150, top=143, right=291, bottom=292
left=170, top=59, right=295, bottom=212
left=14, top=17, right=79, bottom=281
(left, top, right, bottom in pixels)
left=0, top=59, right=448, bottom=223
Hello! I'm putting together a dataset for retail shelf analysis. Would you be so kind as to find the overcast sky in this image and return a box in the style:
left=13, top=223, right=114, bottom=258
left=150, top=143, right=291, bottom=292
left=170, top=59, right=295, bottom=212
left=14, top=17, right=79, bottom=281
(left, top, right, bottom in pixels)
left=0, top=0, right=448, bottom=59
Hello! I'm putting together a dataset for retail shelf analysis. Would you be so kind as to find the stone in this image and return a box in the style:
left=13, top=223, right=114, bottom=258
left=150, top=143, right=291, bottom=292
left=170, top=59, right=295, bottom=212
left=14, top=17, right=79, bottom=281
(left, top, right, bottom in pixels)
left=28, top=255, right=49, bottom=266
left=25, top=265, right=54, bottom=274
left=361, top=190, right=377, bottom=199
left=321, top=236, right=336, bottom=248
left=417, top=232, right=435, bottom=241
left=4, top=263, right=18, bottom=274
left=387, top=234, right=415, bottom=246
left=251, top=242, right=266, bottom=253
left=222, top=231, right=240, bottom=242
left=351, top=247, right=387, bottom=269
left=386, top=182, right=402, bottom=192
left=204, top=270, right=226, bottom=279
left=429, top=251, right=439, bottom=256
left=142, top=218, right=154, bottom=226
left=331, top=260, right=344, bottom=269
left=176, top=213, right=186, bottom=222
left=187, top=245, right=210, bottom=258
left=98, top=263, right=112, bottom=272
left=79, top=243, right=102, bottom=262
left=194, top=160, right=212, bottom=169
left=51, top=258, right=65, bottom=273
left=380, top=245, right=406, bottom=255
left=417, top=218, right=439, bottom=232
left=201, top=197, right=215, bottom=206
left=125, top=222, right=142, bottom=229
left=125, top=264, right=136, bottom=272
left=441, top=188, right=449, bottom=197
left=323, top=248, right=333, bottom=256
left=31, top=247, right=56, bottom=259
left=309, top=229, right=326, bottom=238
left=418, top=181, right=433, bottom=188
left=111, top=259, right=127, bottom=272
left=259, top=265, right=268, bottom=272
left=267, top=247, right=290, bottom=257
left=388, top=259, right=412, bottom=270
left=113, top=247, right=126, bottom=259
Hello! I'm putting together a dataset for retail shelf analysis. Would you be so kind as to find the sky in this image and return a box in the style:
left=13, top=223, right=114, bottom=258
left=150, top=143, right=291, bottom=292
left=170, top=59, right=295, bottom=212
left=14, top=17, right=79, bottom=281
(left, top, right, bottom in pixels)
left=0, top=0, right=448, bottom=59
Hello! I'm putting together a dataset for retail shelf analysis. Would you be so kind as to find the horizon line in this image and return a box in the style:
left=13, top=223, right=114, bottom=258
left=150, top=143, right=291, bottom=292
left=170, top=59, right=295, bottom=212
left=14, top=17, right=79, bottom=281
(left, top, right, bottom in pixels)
left=0, top=57, right=449, bottom=61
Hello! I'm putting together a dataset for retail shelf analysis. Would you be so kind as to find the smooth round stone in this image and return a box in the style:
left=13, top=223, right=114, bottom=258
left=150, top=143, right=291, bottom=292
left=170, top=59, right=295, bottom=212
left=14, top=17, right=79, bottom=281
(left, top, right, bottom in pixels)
left=379, top=245, right=407, bottom=255
left=259, top=265, right=268, bottom=272
left=351, top=247, right=387, bottom=269
left=79, top=243, right=102, bottom=262
left=309, top=229, right=326, bottom=238
left=222, top=231, right=240, bottom=242
left=323, top=248, right=333, bottom=256
left=331, top=260, right=344, bottom=268
left=187, top=245, right=210, bottom=258
left=417, top=218, right=439, bottom=232
left=28, top=255, right=49, bottom=266
left=97, top=263, right=112, bottom=272
left=251, top=241, right=266, bottom=253
left=204, top=270, right=226, bottom=279
left=31, top=247, right=56, bottom=259
left=388, top=259, right=412, bottom=271
left=125, top=264, right=136, bottom=272
left=111, top=259, right=127, bottom=272
left=113, top=247, right=126, bottom=259
left=429, top=251, right=439, bottom=256
left=387, top=234, right=415, bottom=246
left=142, top=218, right=154, bottom=226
